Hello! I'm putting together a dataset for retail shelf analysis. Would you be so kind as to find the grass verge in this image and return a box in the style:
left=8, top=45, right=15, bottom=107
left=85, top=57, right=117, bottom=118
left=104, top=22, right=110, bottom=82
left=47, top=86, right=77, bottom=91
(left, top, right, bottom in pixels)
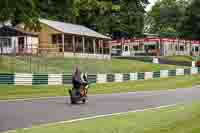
left=1, top=75, right=200, bottom=100
left=0, top=56, right=181, bottom=73
left=8, top=102, right=200, bottom=133
left=161, top=56, right=194, bottom=62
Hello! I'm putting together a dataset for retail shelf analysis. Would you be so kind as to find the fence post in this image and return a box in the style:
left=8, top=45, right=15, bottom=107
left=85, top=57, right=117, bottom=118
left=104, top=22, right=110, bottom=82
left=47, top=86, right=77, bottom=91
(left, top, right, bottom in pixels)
left=192, top=61, right=196, bottom=67
left=153, top=57, right=159, bottom=64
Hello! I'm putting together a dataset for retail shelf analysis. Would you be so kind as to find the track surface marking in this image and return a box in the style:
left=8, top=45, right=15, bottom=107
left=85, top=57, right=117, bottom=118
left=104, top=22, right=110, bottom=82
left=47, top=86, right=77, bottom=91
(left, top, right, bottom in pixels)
left=1, top=87, right=200, bottom=132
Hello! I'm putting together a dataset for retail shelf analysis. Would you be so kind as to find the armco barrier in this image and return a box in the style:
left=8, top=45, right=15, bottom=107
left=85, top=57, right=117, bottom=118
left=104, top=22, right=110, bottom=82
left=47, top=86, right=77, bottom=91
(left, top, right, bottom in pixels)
left=0, top=67, right=200, bottom=85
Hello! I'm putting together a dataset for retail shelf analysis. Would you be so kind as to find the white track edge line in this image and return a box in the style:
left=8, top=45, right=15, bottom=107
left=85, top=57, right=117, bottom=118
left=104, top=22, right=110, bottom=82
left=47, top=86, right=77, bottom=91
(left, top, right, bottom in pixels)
left=3, top=103, right=177, bottom=133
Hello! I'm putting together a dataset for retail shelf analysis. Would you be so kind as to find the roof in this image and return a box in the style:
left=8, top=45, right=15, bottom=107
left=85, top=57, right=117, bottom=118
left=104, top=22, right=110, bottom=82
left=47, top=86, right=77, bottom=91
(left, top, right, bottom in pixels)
left=39, top=19, right=111, bottom=40
left=0, top=26, right=38, bottom=37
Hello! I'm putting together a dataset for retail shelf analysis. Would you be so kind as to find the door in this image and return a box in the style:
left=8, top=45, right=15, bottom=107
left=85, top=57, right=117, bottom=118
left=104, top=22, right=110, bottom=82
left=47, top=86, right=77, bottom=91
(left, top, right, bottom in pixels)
left=0, top=39, right=3, bottom=54
left=18, top=37, right=25, bottom=53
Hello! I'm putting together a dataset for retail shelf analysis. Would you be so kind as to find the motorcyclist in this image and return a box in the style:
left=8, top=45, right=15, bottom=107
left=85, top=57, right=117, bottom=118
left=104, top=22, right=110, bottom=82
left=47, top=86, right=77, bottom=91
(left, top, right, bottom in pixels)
left=72, top=66, right=88, bottom=96
left=72, top=66, right=82, bottom=89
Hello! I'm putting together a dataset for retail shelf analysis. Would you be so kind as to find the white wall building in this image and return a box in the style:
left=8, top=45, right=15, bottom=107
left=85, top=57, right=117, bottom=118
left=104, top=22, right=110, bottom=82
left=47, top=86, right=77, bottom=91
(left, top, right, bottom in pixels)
left=110, top=38, right=200, bottom=57
left=0, top=26, right=39, bottom=55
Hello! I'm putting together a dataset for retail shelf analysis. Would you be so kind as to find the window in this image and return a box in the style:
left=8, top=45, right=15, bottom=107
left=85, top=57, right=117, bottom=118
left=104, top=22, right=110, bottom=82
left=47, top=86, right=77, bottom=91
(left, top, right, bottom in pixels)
left=0, top=38, right=12, bottom=48
left=180, top=46, right=184, bottom=51
left=18, top=37, right=24, bottom=46
left=133, top=46, right=138, bottom=51
left=125, top=46, right=128, bottom=51
left=52, top=35, right=57, bottom=44
left=148, top=45, right=156, bottom=50
left=192, top=47, right=194, bottom=52
left=175, top=45, right=178, bottom=51
left=52, top=34, right=62, bottom=44
left=195, top=47, right=199, bottom=52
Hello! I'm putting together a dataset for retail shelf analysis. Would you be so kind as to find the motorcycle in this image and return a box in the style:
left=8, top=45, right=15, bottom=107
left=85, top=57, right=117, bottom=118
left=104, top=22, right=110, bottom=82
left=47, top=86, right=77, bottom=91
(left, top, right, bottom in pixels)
left=68, top=82, right=89, bottom=104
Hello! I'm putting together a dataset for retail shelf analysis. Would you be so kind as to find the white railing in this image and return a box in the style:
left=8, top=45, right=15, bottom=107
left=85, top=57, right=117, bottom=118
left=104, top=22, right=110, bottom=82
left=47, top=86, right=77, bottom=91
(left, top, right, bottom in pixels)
left=64, top=52, right=111, bottom=60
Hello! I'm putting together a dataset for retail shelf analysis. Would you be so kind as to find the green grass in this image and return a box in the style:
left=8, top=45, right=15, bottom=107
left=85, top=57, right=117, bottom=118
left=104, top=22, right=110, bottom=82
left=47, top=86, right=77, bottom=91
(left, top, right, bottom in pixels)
left=162, top=56, right=195, bottom=62
left=0, top=56, right=181, bottom=73
left=8, top=102, right=200, bottom=133
left=1, top=75, right=200, bottom=100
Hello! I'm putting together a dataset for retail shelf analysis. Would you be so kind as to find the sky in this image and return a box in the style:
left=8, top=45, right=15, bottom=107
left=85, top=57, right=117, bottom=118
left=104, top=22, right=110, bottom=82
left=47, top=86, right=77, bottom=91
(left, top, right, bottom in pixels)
left=145, top=0, right=158, bottom=11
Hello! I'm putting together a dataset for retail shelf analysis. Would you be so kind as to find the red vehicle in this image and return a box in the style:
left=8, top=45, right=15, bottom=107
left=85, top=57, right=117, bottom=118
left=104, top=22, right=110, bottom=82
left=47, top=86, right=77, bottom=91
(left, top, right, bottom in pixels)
left=196, top=61, right=200, bottom=67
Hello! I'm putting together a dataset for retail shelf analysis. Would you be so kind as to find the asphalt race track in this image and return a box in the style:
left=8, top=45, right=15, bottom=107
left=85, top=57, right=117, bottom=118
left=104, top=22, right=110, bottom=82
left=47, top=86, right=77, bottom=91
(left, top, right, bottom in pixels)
left=1, top=86, right=200, bottom=132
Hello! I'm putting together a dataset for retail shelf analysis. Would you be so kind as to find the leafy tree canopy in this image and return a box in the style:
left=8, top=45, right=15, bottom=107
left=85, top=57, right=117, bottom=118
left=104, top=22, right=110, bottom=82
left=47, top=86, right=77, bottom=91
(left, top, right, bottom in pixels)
left=0, top=0, right=149, bottom=38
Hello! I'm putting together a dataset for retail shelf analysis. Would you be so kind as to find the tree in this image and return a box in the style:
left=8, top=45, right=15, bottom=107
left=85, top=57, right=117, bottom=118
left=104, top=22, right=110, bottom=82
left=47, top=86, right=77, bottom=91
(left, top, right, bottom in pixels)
left=119, top=0, right=149, bottom=38
left=0, top=0, right=14, bottom=24
left=146, top=0, right=186, bottom=35
left=178, top=0, right=200, bottom=39
left=73, top=0, right=99, bottom=26
left=94, top=1, right=113, bottom=34
left=39, top=0, right=113, bottom=35
left=40, top=0, right=76, bottom=23
left=39, top=0, right=148, bottom=38
left=0, top=0, right=40, bottom=30
left=73, top=0, right=114, bottom=35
